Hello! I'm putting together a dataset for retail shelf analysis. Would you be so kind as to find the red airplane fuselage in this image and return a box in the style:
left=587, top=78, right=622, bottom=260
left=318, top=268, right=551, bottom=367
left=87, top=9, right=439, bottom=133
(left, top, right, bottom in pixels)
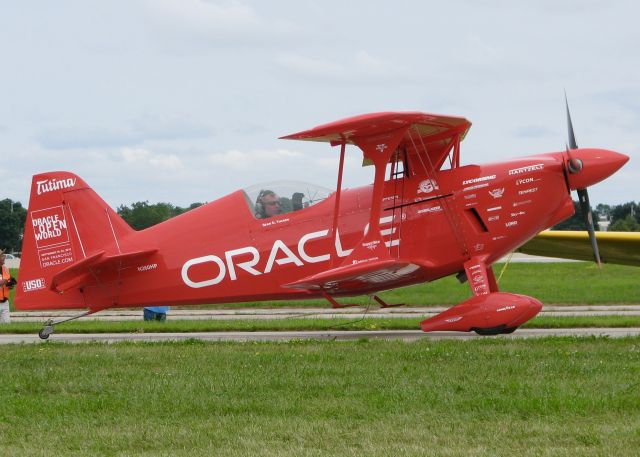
left=14, top=111, right=628, bottom=335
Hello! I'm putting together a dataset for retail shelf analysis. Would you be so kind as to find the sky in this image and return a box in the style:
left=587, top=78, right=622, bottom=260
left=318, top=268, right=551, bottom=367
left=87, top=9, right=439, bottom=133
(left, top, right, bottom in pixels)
left=1, top=0, right=638, bottom=208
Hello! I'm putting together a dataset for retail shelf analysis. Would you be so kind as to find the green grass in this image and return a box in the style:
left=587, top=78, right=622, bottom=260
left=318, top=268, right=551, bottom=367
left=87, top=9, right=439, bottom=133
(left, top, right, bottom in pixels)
left=8, top=262, right=640, bottom=311
left=1, top=338, right=639, bottom=456
left=193, top=262, right=640, bottom=307
left=1, top=315, right=639, bottom=335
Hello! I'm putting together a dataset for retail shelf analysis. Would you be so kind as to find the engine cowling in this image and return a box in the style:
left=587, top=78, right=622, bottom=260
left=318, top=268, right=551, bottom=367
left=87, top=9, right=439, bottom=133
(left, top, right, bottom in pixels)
left=420, top=292, right=542, bottom=335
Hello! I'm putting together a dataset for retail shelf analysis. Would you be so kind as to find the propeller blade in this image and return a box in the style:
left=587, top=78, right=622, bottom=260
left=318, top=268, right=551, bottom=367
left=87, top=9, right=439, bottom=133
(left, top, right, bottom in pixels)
left=577, top=188, right=602, bottom=267
left=565, top=92, right=578, bottom=149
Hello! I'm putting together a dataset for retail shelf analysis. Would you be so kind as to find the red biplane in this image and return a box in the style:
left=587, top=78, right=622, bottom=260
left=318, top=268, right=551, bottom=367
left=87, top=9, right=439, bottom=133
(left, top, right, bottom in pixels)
left=15, top=108, right=628, bottom=339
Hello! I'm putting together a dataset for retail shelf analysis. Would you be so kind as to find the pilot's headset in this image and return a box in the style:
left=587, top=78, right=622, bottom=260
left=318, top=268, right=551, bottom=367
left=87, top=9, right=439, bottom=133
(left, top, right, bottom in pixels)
left=254, top=190, right=270, bottom=218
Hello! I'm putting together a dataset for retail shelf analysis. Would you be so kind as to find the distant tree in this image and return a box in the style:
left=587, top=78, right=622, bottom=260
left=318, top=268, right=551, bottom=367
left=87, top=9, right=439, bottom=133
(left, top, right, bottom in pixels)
left=596, top=203, right=611, bottom=219
left=610, top=201, right=639, bottom=226
left=0, top=199, right=27, bottom=252
left=117, top=201, right=204, bottom=230
left=608, top=214, right=640, bottom=232
left=552, top=200, right=599, bottom=231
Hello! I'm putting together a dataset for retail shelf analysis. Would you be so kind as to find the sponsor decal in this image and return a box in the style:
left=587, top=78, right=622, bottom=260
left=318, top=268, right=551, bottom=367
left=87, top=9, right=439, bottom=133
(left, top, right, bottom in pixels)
left=36, top=177, right=77, bottom=195
left=417, top=179, right=439, bottom=194
left=22, top=278, right=46, bottom=292
left=487, top=206, right=502, bottom=212
left=492, top=235, right=507, bottom=241
left=516, top=177, right=538, bottom=186
left=510, top=211, right=526, bottom=217
left=137, top=264, right=158, bottom=272
left=518, top=187, right=538, bottom=195
left=376, top=143, right=388, bottom=153
left=463, top=183, right=489, bottom=192
left=31, top=206, right=70, bottom=248
left=465, top=202, right=478, bottom=207
left=38, top=245, right=74, bottom=269
left=261, top=218, right=290, bottom=228
left=496, top=305, right=516, bottom=312
left=182, top=218, right=400, bottom=289
left=462, top=175, right=496, bottom=185
left=488, top=215, right=500, bottom=222
left=464, top=193, right=477, bottom=200
left=474, top=243, right=484, bottom=252
left=469, top=266, right=488, bottom=295
left=505, top=221, right=518, bottom=227
left=513, top=200, right=532, bottom=207
left=445, top=317, right=463, bottom=323
left=417, top=205, right=443, bottom=214
left=508, top=163, right=544, bottom=176
left=362, top=240, right=381, bottom=251
left=352, top=257, right=379, bottom=265
left=488, top=188, right=505, bottom=199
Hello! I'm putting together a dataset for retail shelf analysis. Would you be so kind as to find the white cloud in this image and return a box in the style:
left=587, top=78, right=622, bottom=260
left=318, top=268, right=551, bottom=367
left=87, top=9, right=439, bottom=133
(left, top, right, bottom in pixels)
left=121, top=147, right=183, bottom=169
left=207, top=148, right=303, bottom=169
left=147, top=0, right=260, bottom=31
left=142, top=0, right=297, bottom=50
left=275, top=50, right=404, bottom=83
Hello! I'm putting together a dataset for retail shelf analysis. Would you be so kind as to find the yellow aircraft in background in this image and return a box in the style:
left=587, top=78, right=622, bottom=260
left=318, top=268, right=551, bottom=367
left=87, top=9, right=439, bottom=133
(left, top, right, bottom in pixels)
left=518, top=231, right=640, bottom=267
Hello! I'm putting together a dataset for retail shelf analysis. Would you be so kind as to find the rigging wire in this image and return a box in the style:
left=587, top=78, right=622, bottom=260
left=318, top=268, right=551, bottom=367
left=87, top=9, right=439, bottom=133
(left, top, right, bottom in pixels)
left=406, top=128, right=469, bottom=257
left=496, top=252, right=514, bottom=284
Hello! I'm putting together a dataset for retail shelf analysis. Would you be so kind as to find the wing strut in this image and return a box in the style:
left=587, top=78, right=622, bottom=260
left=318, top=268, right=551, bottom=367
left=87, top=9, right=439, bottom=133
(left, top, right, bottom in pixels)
left=331, top=137, right=346, bottom=267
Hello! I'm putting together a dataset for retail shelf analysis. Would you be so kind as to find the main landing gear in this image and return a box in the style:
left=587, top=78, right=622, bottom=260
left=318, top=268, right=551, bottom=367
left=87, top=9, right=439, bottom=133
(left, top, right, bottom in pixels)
left=38, top=310, right=93, bottom=340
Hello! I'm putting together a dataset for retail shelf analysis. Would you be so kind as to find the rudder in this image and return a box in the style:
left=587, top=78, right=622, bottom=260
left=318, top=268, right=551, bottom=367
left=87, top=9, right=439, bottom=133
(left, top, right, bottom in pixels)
left=15, top=171, right=134, bottom=310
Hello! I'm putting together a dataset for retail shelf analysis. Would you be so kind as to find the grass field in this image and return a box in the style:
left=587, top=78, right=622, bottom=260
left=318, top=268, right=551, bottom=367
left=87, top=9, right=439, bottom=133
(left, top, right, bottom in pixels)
left=7, top=262, right=640, bottom=311
left=1, top=337, right=639, bottom=456
left=2, top=315, right=640, bottom=335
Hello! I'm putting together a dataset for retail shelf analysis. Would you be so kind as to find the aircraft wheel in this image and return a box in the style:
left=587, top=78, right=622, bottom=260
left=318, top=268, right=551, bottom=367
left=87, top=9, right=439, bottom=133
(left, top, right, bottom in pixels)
left=38, top=326, right=53, bottom=340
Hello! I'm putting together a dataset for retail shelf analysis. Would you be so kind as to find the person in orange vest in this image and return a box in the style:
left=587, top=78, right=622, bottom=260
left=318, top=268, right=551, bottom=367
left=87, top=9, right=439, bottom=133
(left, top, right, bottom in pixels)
left=0, top=250, right=17, bottom=323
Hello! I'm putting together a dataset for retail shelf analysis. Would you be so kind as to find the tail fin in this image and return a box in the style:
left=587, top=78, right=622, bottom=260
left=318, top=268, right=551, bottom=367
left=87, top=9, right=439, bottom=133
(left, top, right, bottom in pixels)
left=15, top=172, right=135, bottom=310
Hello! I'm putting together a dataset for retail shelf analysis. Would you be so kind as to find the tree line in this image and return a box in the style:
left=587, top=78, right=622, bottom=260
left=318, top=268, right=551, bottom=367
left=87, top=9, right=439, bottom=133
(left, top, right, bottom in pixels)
left=1, top=198, right=639, bottom=253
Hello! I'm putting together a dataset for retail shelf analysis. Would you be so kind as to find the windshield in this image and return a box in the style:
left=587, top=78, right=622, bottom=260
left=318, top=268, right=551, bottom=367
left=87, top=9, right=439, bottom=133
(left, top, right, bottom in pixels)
left=244, top=181, right=333, bottom=219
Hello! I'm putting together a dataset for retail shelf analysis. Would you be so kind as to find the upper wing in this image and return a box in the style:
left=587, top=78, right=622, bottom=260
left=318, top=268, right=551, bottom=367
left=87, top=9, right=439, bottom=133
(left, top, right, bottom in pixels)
left=280, top=111, right=471, bottom=171
left=517, top=230, right=640, bottom=266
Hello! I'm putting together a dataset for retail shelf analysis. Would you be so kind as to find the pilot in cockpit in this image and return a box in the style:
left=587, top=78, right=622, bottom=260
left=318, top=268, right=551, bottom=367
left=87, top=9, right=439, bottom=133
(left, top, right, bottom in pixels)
left=255, top=190, right=282, bottom=219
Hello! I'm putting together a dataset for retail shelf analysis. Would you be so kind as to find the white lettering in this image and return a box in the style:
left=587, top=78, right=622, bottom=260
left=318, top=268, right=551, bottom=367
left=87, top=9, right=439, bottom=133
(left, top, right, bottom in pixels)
left=518, top=187, right=538, bottom=195
left=508, top=163, right=544, bottom=176
left=264, top=240, right=303, bottom=274
left=463, top=183, right=489, bottom=192
left=516, top=177, right=537, bottom=185
left=22, top=278, right=46, bottom=292
left=36, top=178, right=77, bottom=195
left=298, top=230, right=330, bottom=264
left=417, top=205, right=443, bottom=214
left=225, top=247, right=261, bottom=280
left=181, top=255, right=226, bottom=288
left=462, top=174, right=496, bottom=185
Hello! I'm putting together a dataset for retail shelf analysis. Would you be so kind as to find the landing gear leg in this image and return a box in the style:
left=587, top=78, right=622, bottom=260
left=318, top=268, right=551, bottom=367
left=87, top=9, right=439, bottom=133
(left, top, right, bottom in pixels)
left=372, top=295, right=404, bottom=308
left=38, top=310, right=93, bottom=340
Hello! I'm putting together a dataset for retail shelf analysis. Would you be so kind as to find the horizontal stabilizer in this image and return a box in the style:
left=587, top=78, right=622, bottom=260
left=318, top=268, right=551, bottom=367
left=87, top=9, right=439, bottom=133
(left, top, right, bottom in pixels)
left=50, top=249, right=157, bottom=293
left=284, top=259, right=423, bottom=293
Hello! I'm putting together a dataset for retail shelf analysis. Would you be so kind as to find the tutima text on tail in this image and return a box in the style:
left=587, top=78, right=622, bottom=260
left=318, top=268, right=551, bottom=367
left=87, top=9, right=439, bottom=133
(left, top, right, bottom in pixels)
left=14, top=110, right=628, bottom=339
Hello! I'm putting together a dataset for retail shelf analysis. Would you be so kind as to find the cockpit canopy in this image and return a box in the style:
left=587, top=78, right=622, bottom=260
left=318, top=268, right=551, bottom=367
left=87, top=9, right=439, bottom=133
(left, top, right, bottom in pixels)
left=244, top=181, right=333, bottom=219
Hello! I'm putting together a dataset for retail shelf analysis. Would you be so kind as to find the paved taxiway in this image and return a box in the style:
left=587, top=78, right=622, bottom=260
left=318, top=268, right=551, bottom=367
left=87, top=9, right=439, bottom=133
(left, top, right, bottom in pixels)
left=10, top=305, right=640, bottom=322
left=2, top=328, right=640, bottom=344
